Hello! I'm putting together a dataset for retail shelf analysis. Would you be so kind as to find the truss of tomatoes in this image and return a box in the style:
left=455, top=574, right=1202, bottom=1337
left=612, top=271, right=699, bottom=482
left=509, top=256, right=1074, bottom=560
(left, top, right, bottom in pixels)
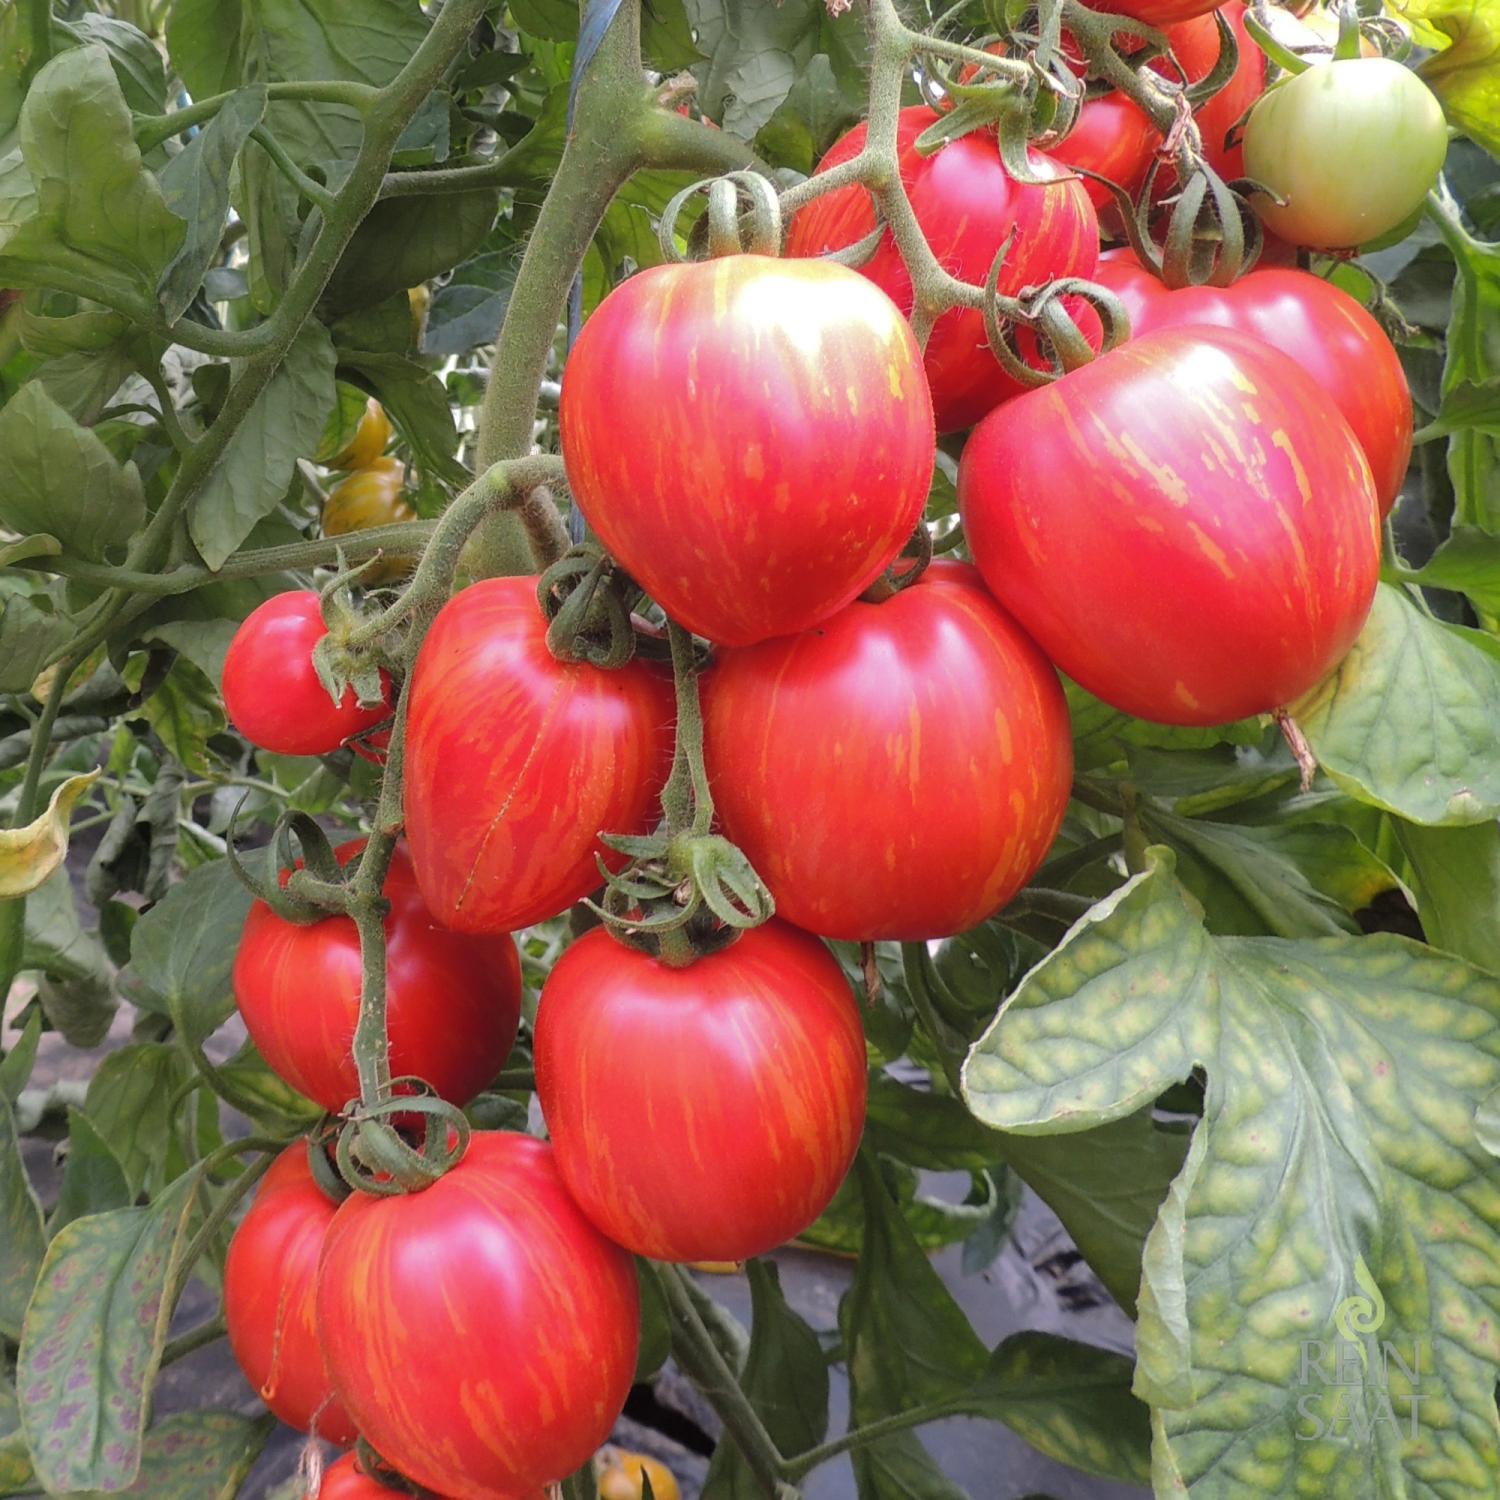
left=217, top=16, right=1416, bottom=1491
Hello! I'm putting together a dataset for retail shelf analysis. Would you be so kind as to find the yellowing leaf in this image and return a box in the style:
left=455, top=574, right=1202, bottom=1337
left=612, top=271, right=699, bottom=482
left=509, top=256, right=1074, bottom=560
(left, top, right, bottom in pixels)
left=0, top=769, right=101, bottom=898
left=1391, top=0, right=1500, bottom=153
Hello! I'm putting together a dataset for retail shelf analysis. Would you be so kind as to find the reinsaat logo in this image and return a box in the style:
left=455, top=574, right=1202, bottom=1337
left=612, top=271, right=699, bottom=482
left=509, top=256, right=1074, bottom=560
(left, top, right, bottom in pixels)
left=1295, top=1255, right=1429, bottom=1443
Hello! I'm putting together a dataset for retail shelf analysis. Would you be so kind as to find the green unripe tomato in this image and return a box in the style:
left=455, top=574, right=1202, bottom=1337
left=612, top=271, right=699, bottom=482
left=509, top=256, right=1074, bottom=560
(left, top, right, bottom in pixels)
left=1244, top=58, right=1447, bottom=250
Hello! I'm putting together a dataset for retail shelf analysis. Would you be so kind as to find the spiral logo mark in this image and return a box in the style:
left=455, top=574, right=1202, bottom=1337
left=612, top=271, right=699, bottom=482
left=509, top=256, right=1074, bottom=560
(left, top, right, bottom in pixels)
left=1333, top=1255, right=1387, bottom=1371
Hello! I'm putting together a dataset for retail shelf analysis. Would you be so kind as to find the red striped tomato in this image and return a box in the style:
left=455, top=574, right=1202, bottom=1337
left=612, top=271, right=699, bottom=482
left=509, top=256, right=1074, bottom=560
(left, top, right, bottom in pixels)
left=221, top=592, right=390, bottom=757
left=560, top=255, right=933, bottom=646
left=534, top=923, right=867, bottom=1262
left=317, top=1132, right=640, bottom=1500
left=224, top=1144, right=355, bottom=1444
left=701, top=562, right=1073, bottom=940
left=786, top=107, right=1099, bottom=433
left=232, top=840, right=521, bottom=1114
left=1096, top=252, right=1412, bottom=513
left=403, top=576, right=675, bottom=932
left=958, top=326, right=1381, bottom=725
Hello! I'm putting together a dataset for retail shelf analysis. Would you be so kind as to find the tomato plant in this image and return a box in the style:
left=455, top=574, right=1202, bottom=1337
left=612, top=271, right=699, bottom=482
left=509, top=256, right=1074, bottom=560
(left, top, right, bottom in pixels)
left=221, top=592, right=391, bottom=756
left=535, top=921, right=868, bottom=1261
left=403, top=575, right=676, bottom=932
left=959, top=326, right=1381, bottom=724
left=233, top=839, right=522, bottom=1113
left=702, top=562, right=1073, bottom=940
left=4, top=3, right=1500, bottom=1500
left=1244, top=58, right=1449, bottom=247
left=560, top=254, right=935, bottom=642
left=786, top=107, right=1100, bottom=431
left=223, top=1144, right=355, bottom=1444
left=317, top=1132, right=640, bottom=1499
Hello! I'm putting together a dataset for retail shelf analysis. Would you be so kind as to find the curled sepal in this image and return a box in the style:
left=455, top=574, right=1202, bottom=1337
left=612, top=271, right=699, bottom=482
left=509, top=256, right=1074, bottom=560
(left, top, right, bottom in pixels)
left=981, top=254, right=1131, bottom=388
left=225, top=799, right=347, bottom=925
left=312, top=563, right=393, bottom=711
left=589, top=829, right=775, bottom=965
left=658, top=170, right=781, bottom=262
left=538, top=543, right=639, bottom=669
left=335, top=1085, right=471, bottom=1198
left=1185, top=10, right=1244, bottom=103
left=1160, top=160, right=1260, bottom=288
left=861, top=522, right=934, bottom=602
left=305, top=1126, right=354, bottom=1206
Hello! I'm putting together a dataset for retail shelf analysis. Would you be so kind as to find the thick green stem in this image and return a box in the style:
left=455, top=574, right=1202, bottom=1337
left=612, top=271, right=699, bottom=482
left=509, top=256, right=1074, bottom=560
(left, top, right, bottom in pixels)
left=657, top=1264, right=789, bottom=1499
left=134, top=80, right=380, bottom=153
left=25, top=522, right=440, bottom=596
left=783, top=1402, right=963, bottom=1480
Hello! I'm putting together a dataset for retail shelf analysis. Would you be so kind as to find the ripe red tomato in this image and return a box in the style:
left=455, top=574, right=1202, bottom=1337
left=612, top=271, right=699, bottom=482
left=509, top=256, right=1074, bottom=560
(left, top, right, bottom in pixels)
left=1051, top=93, right=1159, bottom=210
left=534, top=923, right=867, bottom=1262
left=317, top=1132, right=640, bottom=1499
left=1096, top=252, right=1411, bottom=513
left=316, top=1455, right=387, bottom=1499
left=701, top=562, right=1072, bottom=940
left=560, top=255, right=933, bottom=646
left=233, top=839, right=521, bottom=1113
left=224, top=1144, right=355, bottom=1444
left=786, top=107, right=1099, bottom=433
left=403, top=576, right=675, bottom=933
left=221, top=593, right=390, bottom=757
left=958, top=326, right=1381, bottom=725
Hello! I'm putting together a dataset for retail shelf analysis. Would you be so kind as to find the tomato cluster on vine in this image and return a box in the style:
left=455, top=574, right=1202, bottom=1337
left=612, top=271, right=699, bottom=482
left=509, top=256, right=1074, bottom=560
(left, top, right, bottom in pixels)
left=209, top=8, right=1438, bottom=1492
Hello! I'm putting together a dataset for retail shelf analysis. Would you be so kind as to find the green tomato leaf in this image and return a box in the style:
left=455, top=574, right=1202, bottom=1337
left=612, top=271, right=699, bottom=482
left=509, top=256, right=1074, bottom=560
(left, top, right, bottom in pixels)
left=64, top=1410, right=270, bottom=1500
left=82, top=1044, right=192, bottom=1198
left=322, top=188, right=498, bottom=315
left=0, top=1369, right=34, bottom=1497
left=1395, top=818, right=1500, bottom=973
left=50, top=1108, right=131, bottom=1237
left=157, top=85, right=267, bottom=322
left=1398, top=524, right=1500, bottom=617
left=126, top=656, right=227, bottom=776
left=125, top=859, right=252, bottom=1046
left=208, top=1039, right=322, bottom=1137
left=187, top=319, right=336, bottom=569
left=3, top=46, right=183, bottom=292
left=167, top=0, right=427, bottom=170
left=1139, top=802, right=1397, bottom=937
left=843, top=1154, right=1150, bottom=1487
left=964, top=847, right=1500, bottom=1497
left=684, top=0, right=869, bottom=141
left=702, top=1260, right=829, bottom=1500
left=17, top=1171, right=200, bottom=1495
left=37, top=971, right=118, bottom=1049
left=0, top=1011, right=41, bottom=1104
left=0, top=587, right=74, bottom=695
left=1293, top=582, right=1500, bottom=825
left=22, top=867, right=109, bottom=986
left=53, top=15, right=168, bottom=118
left=0, top=382, right=146, bottom=562
left=0, top=1096, right=46, bottom=1341
left=1392, top=0, right=1500, bottom=156
left=422, top=242, right=522, bottom=356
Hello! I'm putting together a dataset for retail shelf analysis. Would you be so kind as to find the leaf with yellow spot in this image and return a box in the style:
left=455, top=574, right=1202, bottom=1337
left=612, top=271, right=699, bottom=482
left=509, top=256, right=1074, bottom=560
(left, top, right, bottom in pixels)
left=965, top=847, right=1500, bottom=1498
left=1391, top=0, right=1500, bottom=155
left=0, top=769, right=101, bottom=899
